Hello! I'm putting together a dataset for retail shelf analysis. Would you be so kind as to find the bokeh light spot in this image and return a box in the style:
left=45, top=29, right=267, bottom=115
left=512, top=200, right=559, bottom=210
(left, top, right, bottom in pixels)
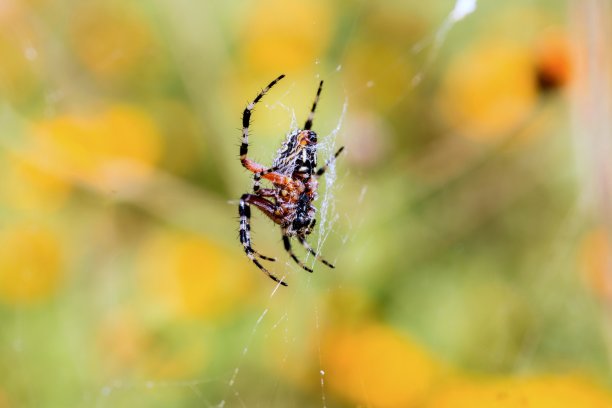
left=321, top=323, right=441, bottom=407
left=0, top=224, right=64, bottom=305
left=138, top=232, right=253, bottom=320
left=437, top=41, right=538, bottom=140
left=31, top=105, right=163, bottom=190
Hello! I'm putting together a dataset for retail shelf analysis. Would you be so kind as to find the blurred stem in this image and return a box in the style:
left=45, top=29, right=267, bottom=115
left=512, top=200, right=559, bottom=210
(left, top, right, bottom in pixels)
left=569, top=0, right=612, bottom=374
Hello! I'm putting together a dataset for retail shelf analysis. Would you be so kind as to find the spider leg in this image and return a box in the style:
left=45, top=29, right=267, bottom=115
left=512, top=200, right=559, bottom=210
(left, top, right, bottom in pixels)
left=240, top=192, right=277, bottom=261
left=297, top=236, right=335, bottom=268
left=254, top=252, right=276, bottom=261
left=242, top=159, right=294, bottom=186
left=315, top=146, right=345, bottom=178
left=250, top=188, right=278, bottom=258
left=255, top=188, right=277, bottom=198
left=282, top=233, right=313, bottom=273
left=239, top=195, right=276, bottom=261
left=304, top=80, right=324, bottom=130
left=253, top=172, right=262, bottom=193
left=240, top=74, right=285, bottom=169
left=253, top=165, right=282, bottom=193
left=239, top=194, right=287, bottom=286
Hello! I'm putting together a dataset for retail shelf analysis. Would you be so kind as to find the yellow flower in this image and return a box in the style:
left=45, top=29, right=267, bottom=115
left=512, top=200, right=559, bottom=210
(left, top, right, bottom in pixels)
left=69, top=3, right=154, bottom=80
left=0, top=224, right=64, bottom=305
left=31, top=105, right=162, bottom=190
left=519, top=375, right=612, bottom=408
left=137, top=232, right=253, bottom=320
left=237, top=0, right=331, bottom=73
left=1, top=155, right=71, bottom=212
left=321, top=323, right=441, bottom=408
left=436, top=40, right=538, bottom=141
left=426, top=375, right=612, bottom=408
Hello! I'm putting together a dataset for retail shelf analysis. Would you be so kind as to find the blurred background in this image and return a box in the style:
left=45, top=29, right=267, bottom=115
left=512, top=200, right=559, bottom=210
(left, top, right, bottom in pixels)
left=1, top=0, right=612, bottom=406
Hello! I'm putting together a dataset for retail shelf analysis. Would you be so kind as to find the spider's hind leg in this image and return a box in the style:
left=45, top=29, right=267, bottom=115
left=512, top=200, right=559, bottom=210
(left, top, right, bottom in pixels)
left=239, top=194, right=286, bottom=286
left=297, top=236, right=335, bottom=268
left=282, top=233, right=314, bottom=273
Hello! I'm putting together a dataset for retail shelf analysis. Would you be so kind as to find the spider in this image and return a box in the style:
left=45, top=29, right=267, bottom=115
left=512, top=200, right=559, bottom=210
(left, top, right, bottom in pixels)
left=238, top=74, right=344, bottom=286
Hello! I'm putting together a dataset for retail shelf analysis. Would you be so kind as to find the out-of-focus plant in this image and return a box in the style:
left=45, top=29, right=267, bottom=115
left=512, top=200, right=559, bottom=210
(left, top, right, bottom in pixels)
left=0, top=0, right=610, bottom=407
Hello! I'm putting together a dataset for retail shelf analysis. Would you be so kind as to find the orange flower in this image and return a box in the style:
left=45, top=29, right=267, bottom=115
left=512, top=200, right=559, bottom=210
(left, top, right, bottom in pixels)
left=535, top=30, right=572, bottom=92
left=321, top=323, right=441, bottom=408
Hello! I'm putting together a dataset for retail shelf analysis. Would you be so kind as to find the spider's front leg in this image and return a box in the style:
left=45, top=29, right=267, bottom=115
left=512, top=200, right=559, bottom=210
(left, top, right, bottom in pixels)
left=240, top=74, right=284, bottom=171
left=316, top=146, right=345, bottom=178
left=239, top=194, right=287, bottom=286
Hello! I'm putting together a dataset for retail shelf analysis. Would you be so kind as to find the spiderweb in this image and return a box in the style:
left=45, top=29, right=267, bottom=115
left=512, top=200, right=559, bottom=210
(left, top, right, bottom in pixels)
left=204, top=2, right=476, bottom=406
left=0, top=1, right=465, bottom=406
left=3, top=0, right=605, bottom=407
left=217, top=79, right=348, bottom=407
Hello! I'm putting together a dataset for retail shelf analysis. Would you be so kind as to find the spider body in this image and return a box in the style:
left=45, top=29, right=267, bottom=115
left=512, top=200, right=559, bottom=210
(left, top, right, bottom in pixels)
left=238, top=75, right=343, bottom=286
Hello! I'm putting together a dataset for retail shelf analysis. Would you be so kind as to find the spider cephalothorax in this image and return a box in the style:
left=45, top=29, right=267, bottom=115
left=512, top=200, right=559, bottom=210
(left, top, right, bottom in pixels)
left=237, top=75, right=344, bottom=286
left=273, top=129, right=318, bottom=175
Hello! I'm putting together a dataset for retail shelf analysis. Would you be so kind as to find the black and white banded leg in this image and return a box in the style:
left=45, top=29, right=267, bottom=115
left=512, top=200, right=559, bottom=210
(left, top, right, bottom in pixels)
left=240, top=74, right=285, bottom=165
left=253, top=165, right=281, bottom=193
left=282, top=233, right=313, bottom=273
left=238, top=196, right=276, bottom=262
left=304, top=80, right=323, bottom=130
left=316, top=146, right=345, bottom=178
left=297, top=236, right=335, bottom=268
left=239, top=194, right=286, bottom=285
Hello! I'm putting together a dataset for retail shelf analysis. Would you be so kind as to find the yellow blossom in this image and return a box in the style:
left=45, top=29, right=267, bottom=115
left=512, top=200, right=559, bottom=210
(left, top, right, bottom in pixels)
left=1, top=155, right=71, bottom=212
left=70, top=3, right=154, bottom=80
left=31, top=105, right=162, bottom=190
left=238, top=0, right=331, bottom=73
left=437, top=40, right=538, bottom=140
left=137, top=232, right=253, bottom=320
left=426, top=375, right=612, bottom=408
left=0, top=224, right=64, bottom=305
left=321, top=323, right=441, bottom=408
